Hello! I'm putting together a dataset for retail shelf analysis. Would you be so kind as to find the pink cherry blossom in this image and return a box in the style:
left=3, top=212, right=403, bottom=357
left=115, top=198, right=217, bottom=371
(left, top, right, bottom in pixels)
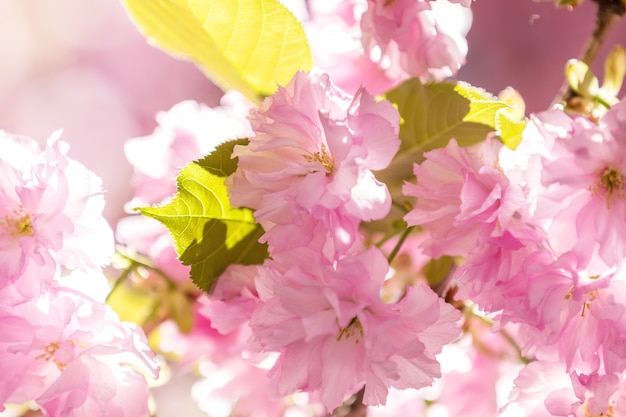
left=403, top=136, right=529, bottom=259
left=531, top=101, right=626, bottom=271
left=519, top=251, right=626, bottom=375
left=0, top=288, right=158, bottom=416
left=202, top=264, right=261, bottom=335
left=249, top=247, right=460, bottom=411
left=502, top=361, right=626, bottom=417
left=360, top=0, right=471, bottom=83
left=0, top=131, right=112, bottom=304
left=228, top=71, right=400, bottom=257
left=501, top=360, right=580, bottom=417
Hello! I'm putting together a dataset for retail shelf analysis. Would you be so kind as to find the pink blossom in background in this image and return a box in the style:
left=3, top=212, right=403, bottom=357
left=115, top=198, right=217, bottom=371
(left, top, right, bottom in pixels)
left=0, top=0, right=222, bottom=224
left=361, top=0, right=471, bottom=83
left=502, top=361, right=626, bottom=417
left=0, top=131, right=112, bottom=305
left=300, top=0, right=472, bottom=95
left=123, top=93, right=253, bottom=209
left=0, top=289, right=157, bottom=417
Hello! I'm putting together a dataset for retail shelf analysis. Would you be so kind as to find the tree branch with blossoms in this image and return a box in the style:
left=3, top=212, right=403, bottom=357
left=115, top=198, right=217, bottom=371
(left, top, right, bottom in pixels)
left=4, top=0, right=626, bottom=416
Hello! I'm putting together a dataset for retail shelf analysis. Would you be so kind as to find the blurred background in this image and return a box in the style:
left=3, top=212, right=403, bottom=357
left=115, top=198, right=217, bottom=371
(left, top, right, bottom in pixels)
left=1, top=0, right=625, bottom=225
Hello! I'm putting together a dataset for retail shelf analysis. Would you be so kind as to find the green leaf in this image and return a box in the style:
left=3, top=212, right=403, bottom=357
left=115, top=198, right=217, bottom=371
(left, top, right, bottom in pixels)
left=140, top=139, right=268, bottom=293
left=377, top=78, right=508, bottom=191
left=496, top=109, right=526, bottom=149
left=120, top=0, right=313, bottom=101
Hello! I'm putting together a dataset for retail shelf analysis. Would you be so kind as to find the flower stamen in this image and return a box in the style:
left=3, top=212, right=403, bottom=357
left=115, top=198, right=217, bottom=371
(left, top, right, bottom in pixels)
left=337, top=316, right=364, bottom=344
left=0, top=206, right=34, bottom=238
left=589, top=166, right=625, bottom=208
left=36, top=341, right=68, bottom=371
left=304, top=144, right=335, bottom=175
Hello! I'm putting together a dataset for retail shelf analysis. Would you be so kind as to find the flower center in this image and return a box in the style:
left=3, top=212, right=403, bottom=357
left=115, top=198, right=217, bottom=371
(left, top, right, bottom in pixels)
left=0, top=206, right=34, bottom=238
left=584, top=402, right=614, bottom=417
left=336, top=316, right=364, bottom=344
left=304, top=144, right=335, bottom=175
left=590, top=166, right=625, bottom=208
left=36, top=341, right=75, bottom=371
left=564, top=286, right=599, bottom=318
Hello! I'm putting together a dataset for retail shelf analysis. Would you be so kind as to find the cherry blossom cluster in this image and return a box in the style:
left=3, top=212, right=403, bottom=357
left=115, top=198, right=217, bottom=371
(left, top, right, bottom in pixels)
left=0, top=131, right=157, bottom=416
left=215, top=70, right=462, bottom=412
left=403, top=101, right=626, bottom=416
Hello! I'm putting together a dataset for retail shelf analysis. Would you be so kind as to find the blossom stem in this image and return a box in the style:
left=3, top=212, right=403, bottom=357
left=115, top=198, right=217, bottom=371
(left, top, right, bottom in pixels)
left=499, top=328, right=531, bottom=365
left=386, top=226, right=415, bottom=263
left=467, top=307, right=532, bottom=364
left=553, top=0, right=625, bottom=106
left=105, top=248, right=178, bottom=302
left=105, top=265, right=133, bottom=303
left=115, top=249, right=177, bottom=289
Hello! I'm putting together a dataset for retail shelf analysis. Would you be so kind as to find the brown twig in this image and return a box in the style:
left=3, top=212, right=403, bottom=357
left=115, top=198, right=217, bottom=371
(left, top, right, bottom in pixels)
left=552, top=0, right=625, bottom=107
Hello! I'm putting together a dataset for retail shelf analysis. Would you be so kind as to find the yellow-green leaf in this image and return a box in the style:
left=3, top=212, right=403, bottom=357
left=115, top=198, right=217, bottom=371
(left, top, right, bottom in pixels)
left=140, top=140, right=268, bottom=293
left=377, top=79, right=528, bottom=193
left=121, top=0, right=313, bottom=101
left=378, top=79, right=504, bottom=192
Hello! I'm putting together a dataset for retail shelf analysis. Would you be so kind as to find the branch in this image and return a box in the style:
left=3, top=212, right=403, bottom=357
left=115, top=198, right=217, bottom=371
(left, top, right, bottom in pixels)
left=552, top=0, right=625, bottom=107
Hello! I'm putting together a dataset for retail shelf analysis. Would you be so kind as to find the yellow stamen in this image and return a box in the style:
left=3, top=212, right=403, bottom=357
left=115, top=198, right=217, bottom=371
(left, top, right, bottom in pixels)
left=337, top=316, right=364, bottom=344
left=35, top=341, right=68, bottom=371
left=0, top=207, right=34, bottom=238
left=589, top=166, right=625, bottom=208
left=303, top=144, right=335, bottom=175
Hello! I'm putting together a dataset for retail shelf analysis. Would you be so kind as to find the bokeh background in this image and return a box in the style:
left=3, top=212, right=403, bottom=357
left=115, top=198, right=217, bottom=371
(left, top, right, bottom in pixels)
left=1, top=0, right=625, bottom=225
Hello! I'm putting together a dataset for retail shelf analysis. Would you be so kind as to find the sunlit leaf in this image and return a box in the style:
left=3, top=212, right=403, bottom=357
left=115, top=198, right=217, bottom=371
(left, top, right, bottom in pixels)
left=140, top=140, right=268, bottom=293
left=378, top=79, right=508, bottom=191
left=121, top=0, right=313, bottom=101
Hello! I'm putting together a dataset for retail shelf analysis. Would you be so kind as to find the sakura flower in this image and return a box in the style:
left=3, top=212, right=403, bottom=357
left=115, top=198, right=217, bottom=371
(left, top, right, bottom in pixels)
left=249, top=247, right=460, bottom=411
left=533, top=101, right=626, bottom=270
left=0, top=131, right=112, bottom=304
left=360, top=0, right=472, bottom=83
left=501, top=360, right=580, bottom=417
left=518, top=251, right=626, bottom=375
left=201, top=264, right=261, bottom=335
left=502, top=361, right=626, bottom=417
left=403, top=137, right=528, bottom=259
left=228, top=71, right=400, bottom=256
left=0, top=288, right=158, bottom=416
